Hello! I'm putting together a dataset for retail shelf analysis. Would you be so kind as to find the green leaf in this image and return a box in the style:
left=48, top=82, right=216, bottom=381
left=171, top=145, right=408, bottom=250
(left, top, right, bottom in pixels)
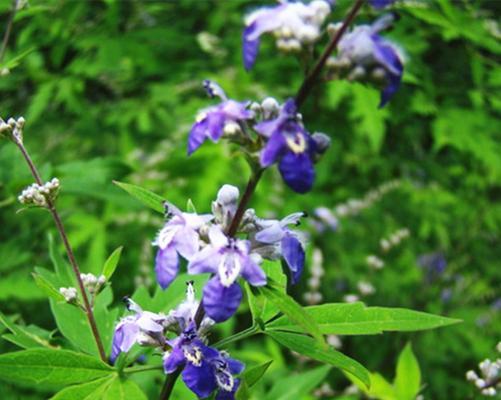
left=113, top=181, right=165, bottom=213
left=257, top=283, right=324, bottom=346
left=32, top=273, right=67, bottom=302
left=267, top=302, right=461, bottom=335
left=48, top=233, right=75, bottom=287
left=102, top=246, right=123, bottom=280
left=395, top=343, right=421, bottom=400
left=102, top=376, right=148, bottom=400
left=264, top=365, right=331, bottom=400
left=0, top=311, right=54, bottom=349
left=348, top=372, right=395, bottom=400
left=0, top=349, right=113, bottom=388
left=244, top=360, right=273, bottom=387
left=266, top=331, right=370, bottom=388
left=51, top=376, right=114, bottom=400
left=186, top=198, right=197, bottom=213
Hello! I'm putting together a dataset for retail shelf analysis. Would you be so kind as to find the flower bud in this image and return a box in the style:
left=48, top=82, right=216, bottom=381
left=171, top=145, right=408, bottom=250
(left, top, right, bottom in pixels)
left=312, top=132, right=331, bottom=154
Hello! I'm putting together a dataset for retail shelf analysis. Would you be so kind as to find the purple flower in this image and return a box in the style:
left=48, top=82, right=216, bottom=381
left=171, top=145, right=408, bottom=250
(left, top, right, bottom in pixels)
left=110, top=298, right=166, bottom=363
left=188, top=226, right=266, bottom=322
left=417, top=252, right=447, bottom=283
left=369, top=0, right=395, bottom=9
left=243, top=0, right=332, bottom=70
left=256, top=99, right=319, bottom=193
left=153, top=202, right=212, bottom=289
left=163, top=323, right=244, bottom=399
left=188, top=81, right=254, bottom=155
left=254, top=212, right=306, bottom=284
left=336, top=15, right=403, bottom=107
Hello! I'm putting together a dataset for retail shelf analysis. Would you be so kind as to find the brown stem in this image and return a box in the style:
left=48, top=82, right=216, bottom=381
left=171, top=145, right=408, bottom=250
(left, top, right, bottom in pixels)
left=294, top=0, right=365, bottom=108
left=161, top=3, right=365, bottom=397
left=0, top=0, right=19, bottom=64
left=14, top=138, right=107, bottom=362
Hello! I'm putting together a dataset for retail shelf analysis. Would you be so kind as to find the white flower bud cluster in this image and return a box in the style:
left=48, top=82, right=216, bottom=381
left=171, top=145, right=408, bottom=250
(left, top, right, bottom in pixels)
left=334, top=180, right=400, bottom=219
left=380, top=228, right=410, bottom=252
left=303, top=248, right=324, bottom=305
left=466, top=343, right=501, bottom=396
left=18, top=178, right=60, bottom=207
left=0, top=67, right=9, bottom=76
left=80, top=273, right=106, bottom=294
left=59, top=287, right=78, bottom=303
left=0, top=116, right=24, bottom=141
left=366, top=254, right=385, bottom=270
left=268, top=0, right=331, bottom=53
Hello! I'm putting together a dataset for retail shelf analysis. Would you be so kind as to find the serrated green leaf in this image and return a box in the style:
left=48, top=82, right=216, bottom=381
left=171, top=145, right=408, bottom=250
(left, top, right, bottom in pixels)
left=267, top=302, right=461, bottom=335
left=395, top=343, right=421, bottom=400
left=264, top=365, right=331, bottom=400
left=266, top=331, right=370, bottom=388
left=0, top=349, right=113, bottom=388
left=113, top=181, right=165, bottom=213
left=33, top=273, right=67, bottom=302
left=257, top=283, right=324, bottom=346
left=102, top=246, right=123, bottom=280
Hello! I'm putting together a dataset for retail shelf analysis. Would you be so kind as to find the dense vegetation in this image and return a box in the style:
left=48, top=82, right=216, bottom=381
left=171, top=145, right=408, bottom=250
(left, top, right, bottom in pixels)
left=0, top=0, right=499, bottom=399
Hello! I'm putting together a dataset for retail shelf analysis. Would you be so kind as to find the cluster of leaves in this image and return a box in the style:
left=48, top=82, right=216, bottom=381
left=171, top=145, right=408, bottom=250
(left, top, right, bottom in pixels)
left=0, top=0, right=499, bottom=399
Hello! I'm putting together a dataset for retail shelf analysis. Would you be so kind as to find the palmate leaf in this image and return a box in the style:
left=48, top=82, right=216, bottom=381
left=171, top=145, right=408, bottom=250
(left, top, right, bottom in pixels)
left=266, top=302, right=461, bottom=335
left=0, top=348, right=113, bottom=388
left=113, top=181, right=165, bottom=213
left=267, top=331, right=370, bottom=388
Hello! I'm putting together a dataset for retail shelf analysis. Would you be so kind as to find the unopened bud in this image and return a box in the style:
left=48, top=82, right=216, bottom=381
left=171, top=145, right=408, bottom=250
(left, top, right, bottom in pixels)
left=312, top=132, right=331, bottom=154
left=59, top=287, right=78, bottom=303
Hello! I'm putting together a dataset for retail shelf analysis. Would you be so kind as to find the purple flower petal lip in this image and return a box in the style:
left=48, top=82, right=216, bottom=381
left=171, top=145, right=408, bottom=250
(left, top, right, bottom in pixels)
left=163, top=346, right=186, bottom=374
left=243, top=23, right=260, bottom=71
left=372, top=36, right=403, bottom=107
left=241, top=257, right=267, bottom=287
left=278, top=151, right=315, bottom=193
left=110, top=317, right=139, bottom=363
left=182, top=361, right=218, bottom=398
left=260, top=131, right=287, bottom=167
left=188, top=99, right=254, bottom=155
left=155, top=245, right=180, bottom=290
left=281, top=232, right=305, bottom=284
left=174, top=226, right=200, bottom=260
left=202, top=277, right=243, bottom=322
left=187, top=245, right=221, bottom=275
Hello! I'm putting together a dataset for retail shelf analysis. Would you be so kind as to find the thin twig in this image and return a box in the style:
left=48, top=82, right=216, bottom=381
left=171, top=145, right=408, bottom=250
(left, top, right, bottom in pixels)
left=0, top=0, right=19, bottom=64
left=295, top=0, right=365, bottom=108
left=13, top=137, right=107, bottom=362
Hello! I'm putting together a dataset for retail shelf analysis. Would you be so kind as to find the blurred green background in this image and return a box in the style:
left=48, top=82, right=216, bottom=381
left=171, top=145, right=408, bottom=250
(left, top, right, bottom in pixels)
left=0, top=0, right=500, bottom=399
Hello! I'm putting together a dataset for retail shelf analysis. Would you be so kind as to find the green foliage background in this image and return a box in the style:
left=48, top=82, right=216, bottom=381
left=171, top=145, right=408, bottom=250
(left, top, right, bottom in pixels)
left=0, top=0, right=499, bottom=398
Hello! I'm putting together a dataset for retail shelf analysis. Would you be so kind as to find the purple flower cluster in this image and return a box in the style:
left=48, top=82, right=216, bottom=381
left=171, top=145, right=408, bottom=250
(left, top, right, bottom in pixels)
left=111, top=283, right=243, bottom=399
left=188, top=84, right=330, bottom=193
left=328, top=14, right=404, bottom=107
left=164, top=323, right=243, bottom=399
left=242, top=0, right=332, bottom=70
left=152, top=184, right=306, bottom=322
